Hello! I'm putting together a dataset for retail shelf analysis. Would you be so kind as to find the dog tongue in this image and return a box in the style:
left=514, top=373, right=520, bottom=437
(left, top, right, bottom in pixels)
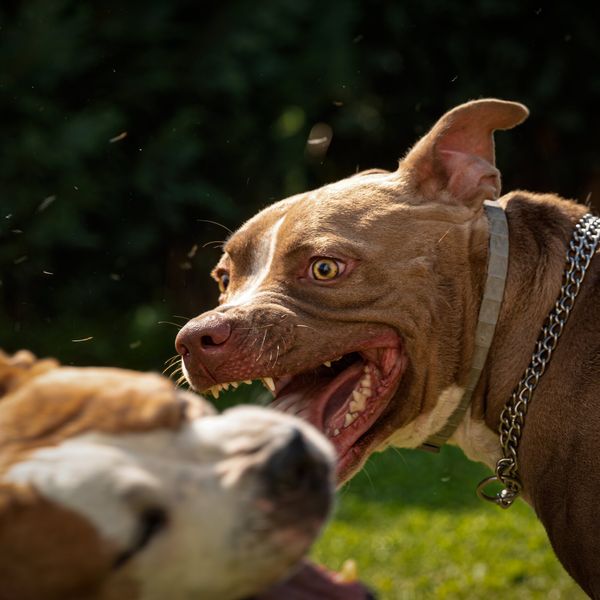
left=255, top=559, right=371, bottom=599
left=271, top=362, right=363, bottom=431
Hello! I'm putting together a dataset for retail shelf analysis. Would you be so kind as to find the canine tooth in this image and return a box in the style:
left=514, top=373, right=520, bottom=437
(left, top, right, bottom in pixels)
left=323, top=361, right=332, bottom=367
left=231, top=382, right=239, bottom=389
left=344, top=412, right=358, bottom=427
left=222, top=382, right=230, bottom=391
left=333, top=428, right=340, bottom=437
left=209, top=386, right=220, bottom=399
left=262, top=377, right=276, bottom=393
left=244, top=380, right=252, bottom=385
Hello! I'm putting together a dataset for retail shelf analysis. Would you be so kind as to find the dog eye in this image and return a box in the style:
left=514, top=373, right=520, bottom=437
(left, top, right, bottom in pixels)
left=310, top=258, right=344, bottom=281
left=217, top=272, right=230, bottom=293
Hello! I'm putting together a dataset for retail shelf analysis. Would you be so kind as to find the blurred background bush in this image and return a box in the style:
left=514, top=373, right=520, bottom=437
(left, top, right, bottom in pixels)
left=1, top=0, right=598, bottom=371
left=1, top=3, right=596, bottom=597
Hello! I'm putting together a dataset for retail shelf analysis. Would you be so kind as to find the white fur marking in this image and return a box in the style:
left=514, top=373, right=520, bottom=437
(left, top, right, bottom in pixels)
left=223, top=215, right=286, bottom=307
left=385, top=385, right=466, bottom=449
left=5, top=436, right=164, bottom=546
left=381, top=384, right=501, bottom=469
left=449, top=416, right=501, bottom=470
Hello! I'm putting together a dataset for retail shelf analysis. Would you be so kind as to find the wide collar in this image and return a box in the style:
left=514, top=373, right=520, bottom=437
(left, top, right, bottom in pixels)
left=420, top=199, right=509, bottom=452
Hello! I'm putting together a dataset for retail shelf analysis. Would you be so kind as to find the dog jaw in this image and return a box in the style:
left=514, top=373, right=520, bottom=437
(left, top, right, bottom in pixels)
left=180, top=314, right=410, bottom=483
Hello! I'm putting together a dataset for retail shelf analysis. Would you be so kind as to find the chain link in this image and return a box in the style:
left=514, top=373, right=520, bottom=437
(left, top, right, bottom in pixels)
left=477, top=213, right=600, bottom=508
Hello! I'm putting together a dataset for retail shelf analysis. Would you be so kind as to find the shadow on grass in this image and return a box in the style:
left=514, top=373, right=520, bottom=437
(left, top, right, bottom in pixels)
left=337, top=445, right=493, bottom=513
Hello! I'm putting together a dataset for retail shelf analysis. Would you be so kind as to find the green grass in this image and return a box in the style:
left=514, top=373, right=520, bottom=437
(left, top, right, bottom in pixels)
left=311, top=447, right=585, bottom=599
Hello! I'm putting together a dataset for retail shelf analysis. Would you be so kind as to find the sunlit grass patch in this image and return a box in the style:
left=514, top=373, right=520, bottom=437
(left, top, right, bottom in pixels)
left=312, top=447, right=585, bottom=599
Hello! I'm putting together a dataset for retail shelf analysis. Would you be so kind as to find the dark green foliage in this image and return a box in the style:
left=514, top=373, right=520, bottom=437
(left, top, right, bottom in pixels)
left=1, top=1, right=598, bottom=369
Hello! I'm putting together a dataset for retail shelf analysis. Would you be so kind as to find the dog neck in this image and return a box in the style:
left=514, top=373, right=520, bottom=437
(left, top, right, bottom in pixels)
left=421, top=199, right=509, bottom=452
left=451, top=191, right=589, bottom=470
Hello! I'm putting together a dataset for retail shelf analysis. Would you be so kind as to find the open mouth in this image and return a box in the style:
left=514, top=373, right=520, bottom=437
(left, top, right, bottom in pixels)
left=202, top=336, right=407, bottom=481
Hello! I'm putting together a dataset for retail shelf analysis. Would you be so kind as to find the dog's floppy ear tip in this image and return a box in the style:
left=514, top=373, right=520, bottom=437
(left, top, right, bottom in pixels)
left=442, top=98, right=529, bottom=132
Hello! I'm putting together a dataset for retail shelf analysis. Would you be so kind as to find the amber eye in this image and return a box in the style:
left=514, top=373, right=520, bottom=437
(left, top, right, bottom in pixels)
left=310, top=258, right=341, bottom=281
left=217, top=272, right=230, bottom=293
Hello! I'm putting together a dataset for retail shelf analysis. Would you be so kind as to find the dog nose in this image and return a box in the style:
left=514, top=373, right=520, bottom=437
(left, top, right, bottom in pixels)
left=175, top=313, right=232, bottom=359
left=264, top=429, right=331, bottom=500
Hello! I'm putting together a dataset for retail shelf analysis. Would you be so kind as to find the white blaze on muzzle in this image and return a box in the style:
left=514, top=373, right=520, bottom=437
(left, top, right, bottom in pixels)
left=222, top=215, right=287, bottom=308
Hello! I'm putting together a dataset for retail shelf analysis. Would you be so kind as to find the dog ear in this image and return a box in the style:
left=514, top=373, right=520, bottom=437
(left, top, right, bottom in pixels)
left=402, top=99, right=529, bottom=207
left=0, top=350, right=58, bottom=399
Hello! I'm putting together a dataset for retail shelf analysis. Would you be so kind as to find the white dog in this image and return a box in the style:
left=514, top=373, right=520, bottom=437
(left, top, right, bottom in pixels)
left=0, top=350, right=336, bottom=600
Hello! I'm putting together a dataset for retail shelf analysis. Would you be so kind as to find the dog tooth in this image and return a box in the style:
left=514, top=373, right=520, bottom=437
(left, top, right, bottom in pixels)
left=350, top=391, right=367, bottom=413
left=323, top=361, right=332, bottom=367
left=333, top=428, right=340, bottom=437
left=262, top=377, right=276, bottom=393
left=344, top=412, right=358, bottom=428
left=222, top=382, right=230, bottom=391
left=231, top=382, right=239, bottom=389
left=209, top=386, right=219, bottom=399
left=244, top=380, right=252, bottom=385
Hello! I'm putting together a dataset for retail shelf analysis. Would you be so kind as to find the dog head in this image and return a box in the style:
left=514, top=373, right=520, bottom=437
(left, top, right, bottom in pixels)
left=176, top=99, right=528, bottom=482
left=0, top=350, right=335, bottom=600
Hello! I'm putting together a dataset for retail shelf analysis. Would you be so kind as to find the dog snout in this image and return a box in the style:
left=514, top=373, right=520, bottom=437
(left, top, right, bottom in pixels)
left=264, top=429, right=332, bottom=506
left=176, top=313, right=232, bottom=361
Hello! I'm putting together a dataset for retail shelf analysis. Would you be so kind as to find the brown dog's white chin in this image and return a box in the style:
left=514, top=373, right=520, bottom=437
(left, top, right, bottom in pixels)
left=270, top=344, right=407, bottom=482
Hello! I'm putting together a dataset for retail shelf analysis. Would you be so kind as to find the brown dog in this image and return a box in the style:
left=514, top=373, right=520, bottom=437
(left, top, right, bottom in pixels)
left=176, top=99, right=600, bottom=597
left=0, top=349, right=339, bottom=600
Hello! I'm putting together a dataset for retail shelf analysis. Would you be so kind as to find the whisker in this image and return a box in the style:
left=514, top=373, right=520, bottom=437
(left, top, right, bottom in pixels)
left=175, top=375, right=188, bottom=387
left=164, top=354, right=181, bottom=366
left=158, top=321, right=183, bottom=330
left=294, top=324, right=317, bottom=332
left=196, top=219, right=233, bottom=236
left=274, top=343, right=281, bottom=368
left=437, top=227, right=453, bottom=245
left=256, top=329, right=269, bottom=363
left=164, top=364, right=183, bottom=378
left=202, top=240, right=226, bottom=249
left=389, top=446, right=408, bottom=465
left=361, top=463, right=376, bottom=493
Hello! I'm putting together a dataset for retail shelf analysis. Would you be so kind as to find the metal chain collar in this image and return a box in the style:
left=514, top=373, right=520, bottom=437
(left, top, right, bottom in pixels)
left=477, top=212, right=600, bottom=508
